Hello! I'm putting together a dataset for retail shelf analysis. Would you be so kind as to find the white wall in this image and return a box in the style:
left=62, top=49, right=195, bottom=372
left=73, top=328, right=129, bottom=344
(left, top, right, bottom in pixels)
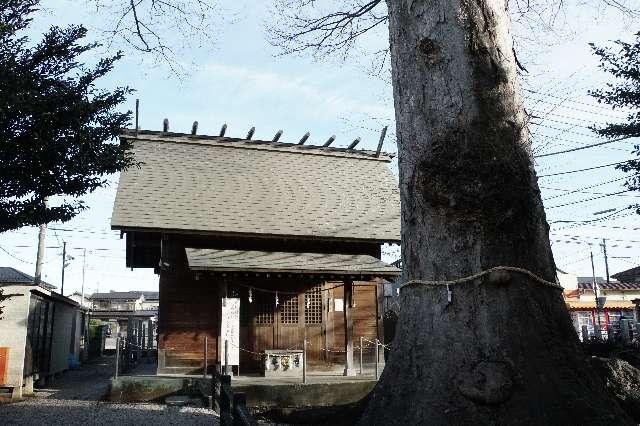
left=0, top=285, right=31, bottom=397
left=140, top=300, right=158, bottom=310
left=558, top=271, right=578, bottom=291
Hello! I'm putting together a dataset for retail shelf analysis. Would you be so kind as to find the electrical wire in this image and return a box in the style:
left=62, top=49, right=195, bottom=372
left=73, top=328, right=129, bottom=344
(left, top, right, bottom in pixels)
left=534, top=136, right=633, bottom=158
left=524, top=88, right=634, bottom=113
left=0, top=245, right=33, bottom=264
left=545, top=190, right=631, bottom=209
left=538, top=160, right=633, bottom=178
left=541, top=177, right=629, bottom=200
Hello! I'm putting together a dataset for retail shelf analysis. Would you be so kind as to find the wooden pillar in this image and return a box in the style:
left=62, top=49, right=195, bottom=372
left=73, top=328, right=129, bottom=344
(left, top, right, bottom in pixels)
left=343, top=279, right=356, bottom=376
left=375, top=279, right=384, bottom=364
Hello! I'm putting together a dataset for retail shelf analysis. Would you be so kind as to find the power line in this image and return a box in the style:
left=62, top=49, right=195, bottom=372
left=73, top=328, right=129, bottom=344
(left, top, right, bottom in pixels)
left=551, top=233, right=640, bottom=244
left=529, top=109, right=613, bottom=126
left=534, top=136, right=633, bottom=158
left=529, top=99, right=627, bottom=120
left=524, top=88, right=633, bottom=114
left=0, top=245, right=33, bottom=264
left=550, top=210, right=634, bottom=231
left=532, top=116, right=594, bottom=131
left=545, top=190, right=631, bottom=209
left=549, top=207, right=631, bottom=224
left=550, top=238, right=637, bottom=249
left=558, top=255, right=593, bottom=266
left=541, top=177, right=629, bottom=200
left=564, top=223, right=640, bottom=232
left=538, top=160, right=632, bottom=178
left=531, top=122, right=602, bottom=139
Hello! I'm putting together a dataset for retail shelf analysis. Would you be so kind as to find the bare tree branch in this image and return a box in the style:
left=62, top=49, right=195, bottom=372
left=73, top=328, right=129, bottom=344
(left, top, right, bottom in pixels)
left=89, top=0, right=222, bottom=69
left=268, top=0, right=387, bottom=58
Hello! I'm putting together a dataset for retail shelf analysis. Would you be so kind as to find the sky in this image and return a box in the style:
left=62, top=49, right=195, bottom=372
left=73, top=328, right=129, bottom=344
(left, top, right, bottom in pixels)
left=1, top=0, right=639, bottom=295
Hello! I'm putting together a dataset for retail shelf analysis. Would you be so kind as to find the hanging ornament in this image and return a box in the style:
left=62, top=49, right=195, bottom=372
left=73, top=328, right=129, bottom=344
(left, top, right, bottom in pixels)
left=275, top=291, right=279, bottom=307
left=248, top=288, right=253, bottom=304
left=306, top=295, right=310, bottom=309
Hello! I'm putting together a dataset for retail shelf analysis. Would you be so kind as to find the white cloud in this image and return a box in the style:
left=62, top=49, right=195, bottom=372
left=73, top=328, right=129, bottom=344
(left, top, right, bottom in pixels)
left=200, top=63, right=394, bottom=120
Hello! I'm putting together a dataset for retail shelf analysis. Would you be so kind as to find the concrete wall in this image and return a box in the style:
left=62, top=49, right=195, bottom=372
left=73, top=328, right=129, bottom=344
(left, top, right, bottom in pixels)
left=0, top=285, right=31, bottom=398
left=49, top=302, right=80, bottom=375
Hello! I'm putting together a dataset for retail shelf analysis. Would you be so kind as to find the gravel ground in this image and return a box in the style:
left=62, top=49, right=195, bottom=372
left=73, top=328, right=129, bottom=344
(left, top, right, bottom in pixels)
left=0, top=357, right=222, bottom=425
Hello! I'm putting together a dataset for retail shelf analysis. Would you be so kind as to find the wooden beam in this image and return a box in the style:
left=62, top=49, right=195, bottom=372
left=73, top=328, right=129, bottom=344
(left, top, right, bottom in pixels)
left=323, top=135, right=336, bottom=147
left=272, top=130, right=283, bottom=142
left=347, top=138, right=361, bottom=149
left=343, top=279, right=356, bottom=376
left=375, top=126, right=388, bottom=157
left=298, top=132, right=310, bottom=145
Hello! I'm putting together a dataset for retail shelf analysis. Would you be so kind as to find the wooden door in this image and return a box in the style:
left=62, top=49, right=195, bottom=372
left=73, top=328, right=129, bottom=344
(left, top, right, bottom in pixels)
left=275, top=294, right=302, bottom=350
left=250, top=295, right=275, bottom=355
left=0, top=348, right=8, bottom=384
left=304, top=285, right=324, bottom=364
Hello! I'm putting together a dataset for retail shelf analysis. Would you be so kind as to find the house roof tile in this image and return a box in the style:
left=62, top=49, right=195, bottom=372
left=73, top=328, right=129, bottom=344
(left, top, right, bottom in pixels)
left=0, top=266, right=56, bottom=290
left=90, top=291, right=144, bottom=300
left=578, top=281, right=640, bottom=290
left=612, top=265, right=640, bottom=282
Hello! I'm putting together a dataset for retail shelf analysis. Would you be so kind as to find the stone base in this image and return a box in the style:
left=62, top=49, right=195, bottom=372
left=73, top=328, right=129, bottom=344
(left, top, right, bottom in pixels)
left=343, top=367, right=357, bottom=377
left=23, top=375, right=34, bottom=396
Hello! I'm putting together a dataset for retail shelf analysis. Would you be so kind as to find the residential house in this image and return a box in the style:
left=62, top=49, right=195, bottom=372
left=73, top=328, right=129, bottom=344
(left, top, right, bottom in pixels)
left=110, top=129, right=401, bottom=375
left=140, top=291, right=159, bottom=311
left=559, top=270, right=638, bottom=339
left=612, top=265, right=640, bottom=321
left=0, top=267, right=85, bottom=399
left=68, top=292, right=92, bottom=309
left=89, top=291, right=157, bottom=351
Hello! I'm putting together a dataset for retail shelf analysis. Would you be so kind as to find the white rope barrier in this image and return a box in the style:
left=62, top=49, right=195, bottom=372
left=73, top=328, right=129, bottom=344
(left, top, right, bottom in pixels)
left=400, top=266, right=562, bottom=298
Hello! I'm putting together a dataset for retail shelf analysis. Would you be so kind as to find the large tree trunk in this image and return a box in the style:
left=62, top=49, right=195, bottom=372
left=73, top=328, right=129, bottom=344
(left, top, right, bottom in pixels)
left=360, top=0, right=631, bottom=424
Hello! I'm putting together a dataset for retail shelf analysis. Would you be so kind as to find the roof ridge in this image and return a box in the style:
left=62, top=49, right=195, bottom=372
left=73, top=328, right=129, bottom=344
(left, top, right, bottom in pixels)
left=121, top=129, right=396, bottom=162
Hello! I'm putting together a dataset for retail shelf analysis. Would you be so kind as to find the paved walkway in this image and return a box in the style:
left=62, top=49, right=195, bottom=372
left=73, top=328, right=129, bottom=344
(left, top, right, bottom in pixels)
left=0, top=357, right=221, bottom=425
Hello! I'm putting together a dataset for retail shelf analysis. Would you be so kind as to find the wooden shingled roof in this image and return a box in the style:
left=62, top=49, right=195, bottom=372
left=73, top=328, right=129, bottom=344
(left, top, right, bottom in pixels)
left=111, top=130, right=400, bottom=243
left=186, top=248, right=401, bottom=276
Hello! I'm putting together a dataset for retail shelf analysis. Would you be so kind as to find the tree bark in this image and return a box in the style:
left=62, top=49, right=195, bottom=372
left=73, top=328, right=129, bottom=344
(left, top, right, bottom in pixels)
left=360, top=0, right=631, bottom=424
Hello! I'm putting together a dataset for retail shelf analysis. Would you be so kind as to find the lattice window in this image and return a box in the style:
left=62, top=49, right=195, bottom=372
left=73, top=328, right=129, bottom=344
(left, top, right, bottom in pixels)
left=280, top=295, right=299, bottom=324
left=255, top=302, right=274, bottom=325
left=305, top=285, right=322, bottom=324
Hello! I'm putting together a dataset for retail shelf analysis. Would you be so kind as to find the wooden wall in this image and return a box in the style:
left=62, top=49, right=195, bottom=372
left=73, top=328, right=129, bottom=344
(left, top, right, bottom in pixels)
left=324, top=281, right=381, bottom=364
left=158, top=242, right=221, bottom=372
left=157, top=236, right=386, bottom=374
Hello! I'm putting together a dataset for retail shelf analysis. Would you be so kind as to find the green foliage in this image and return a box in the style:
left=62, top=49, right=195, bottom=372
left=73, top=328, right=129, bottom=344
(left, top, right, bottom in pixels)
left=0, top=0, right=134, bottom=232
left=590, top=33, right=640, bottom=213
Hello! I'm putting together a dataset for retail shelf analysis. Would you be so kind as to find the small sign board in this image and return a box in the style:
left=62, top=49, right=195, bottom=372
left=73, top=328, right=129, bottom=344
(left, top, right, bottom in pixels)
left=383, top=282, right=393, bottom=297
left=220, top=298, right=240, bottom=366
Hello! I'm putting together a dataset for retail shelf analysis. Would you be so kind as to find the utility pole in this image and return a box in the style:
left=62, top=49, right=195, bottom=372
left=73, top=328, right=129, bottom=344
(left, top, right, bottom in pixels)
left=590, top=250, right=601, bottom=333
left=601, top=238, right=611, bottom=287
left=61, top=241, right=66, bottom=295
left=34, top=199, right=48, bottom=284
left=81, top=248, right=86, bottom=308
